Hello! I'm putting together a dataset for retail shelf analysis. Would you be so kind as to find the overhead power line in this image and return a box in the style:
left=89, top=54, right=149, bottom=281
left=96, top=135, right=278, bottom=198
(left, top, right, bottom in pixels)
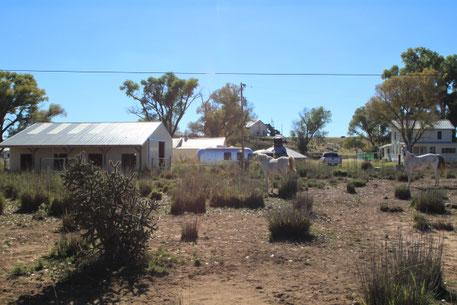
left=2, top=69, right=383, bottom=77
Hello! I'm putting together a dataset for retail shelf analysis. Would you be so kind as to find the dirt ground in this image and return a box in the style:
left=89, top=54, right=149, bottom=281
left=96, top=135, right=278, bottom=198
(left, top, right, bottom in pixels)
left=2, top=176, right=457, bottom=305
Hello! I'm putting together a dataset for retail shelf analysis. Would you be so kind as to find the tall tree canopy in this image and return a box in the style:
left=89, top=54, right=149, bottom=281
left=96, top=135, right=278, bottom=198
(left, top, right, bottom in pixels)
left=120, top=72, right=200, bottom=137
left=369, top=69, right=443, bottom=151
left=348, top=104, right=389, bottom=149
left=382, top=47, right=457, bottom=126
left=0, top=72, right=65, bottom=142
left=188, top=83, right=256, bottom=145
left=290, top=107, right=331, bottom=154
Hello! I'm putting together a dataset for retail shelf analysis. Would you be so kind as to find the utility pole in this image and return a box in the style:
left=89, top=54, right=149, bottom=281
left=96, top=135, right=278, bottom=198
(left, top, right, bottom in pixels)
left=240, top=82, right=246, bottom=169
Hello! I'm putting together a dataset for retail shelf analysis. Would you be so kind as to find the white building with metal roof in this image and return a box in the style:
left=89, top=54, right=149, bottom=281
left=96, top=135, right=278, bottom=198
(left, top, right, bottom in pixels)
left=381, top=119, right=457, bottom=162
left=0, top=122, right=172, bottom=172
left=172, top=137, right=226, bottom=161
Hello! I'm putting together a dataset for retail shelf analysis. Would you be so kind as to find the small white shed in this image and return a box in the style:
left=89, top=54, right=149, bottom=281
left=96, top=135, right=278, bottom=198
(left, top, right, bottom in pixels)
left=0, top=122, right=172, bottom=172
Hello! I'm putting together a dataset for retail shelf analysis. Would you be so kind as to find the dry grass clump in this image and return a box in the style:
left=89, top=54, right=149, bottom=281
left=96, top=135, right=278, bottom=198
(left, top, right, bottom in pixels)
left=361, top=161, right=373, bottom=171
left=19, top=189, right=51, bottom=213
left=267, top=205, right=312, bottom=242
left=432, top=221, right=454, bottom=231
left=357, top=234, right=445, bottom=305
left=171, top=171, right=207, bottom=215
left=413, top=213, right=430, bottom=232
left=48, top=193, right=72, bottom=217
left=394, top=185, right=411, bottom=200
left=292, top=192, right=313, bottom=215
left=138, top=179, right=154, bottom=197
left=209, top=173, right=264, bottom=209
left=278, top=173, right=298, bottom=199
left=412, top=189, right=446, bottom=214
left=350, top=178, right=367, bottom=187
left=181, top=218, right=198, bottom=242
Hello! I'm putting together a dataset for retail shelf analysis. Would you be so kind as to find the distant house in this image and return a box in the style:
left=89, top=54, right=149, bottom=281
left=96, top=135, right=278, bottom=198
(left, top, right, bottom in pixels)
left=246, top=120, right=268, bottom=137
left=0, top=122, right=172, bottom=172
left=173, top=137, right=226, bottom=161
left=380, top=119, right=457, bottom=162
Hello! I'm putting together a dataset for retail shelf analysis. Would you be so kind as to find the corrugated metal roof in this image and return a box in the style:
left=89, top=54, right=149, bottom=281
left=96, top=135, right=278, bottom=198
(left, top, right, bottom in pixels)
left=174, top=137, right=226, bottom=149
left=391, top=120, right=455, bottom=130
left=0, top=122, right=164, bottom=147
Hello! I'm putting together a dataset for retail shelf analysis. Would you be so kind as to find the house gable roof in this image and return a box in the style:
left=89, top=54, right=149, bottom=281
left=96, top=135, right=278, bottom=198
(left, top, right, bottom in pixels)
left=0, top=122, right=166, bottom=147
left=391, top=119, right=455, bottom=131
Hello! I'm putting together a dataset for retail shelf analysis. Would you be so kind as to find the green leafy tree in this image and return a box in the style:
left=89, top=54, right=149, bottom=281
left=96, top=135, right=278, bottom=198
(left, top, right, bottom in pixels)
left=348, top=105, right=389, bottom=148
left=0, top=72, right=64, bottom=142
left=369, top=69, right=443, bottom=151
left=120, top=72, right=200, bottom=137
left=188, top=83, right=256, bottom=145
left=290, top=107, right=331, bottom=154
left=383, top=47, right=457, bottom=126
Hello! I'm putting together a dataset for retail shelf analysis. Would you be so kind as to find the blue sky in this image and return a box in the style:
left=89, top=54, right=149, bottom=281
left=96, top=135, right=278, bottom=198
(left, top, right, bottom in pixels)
left=2, top=0, right=457, bottom=137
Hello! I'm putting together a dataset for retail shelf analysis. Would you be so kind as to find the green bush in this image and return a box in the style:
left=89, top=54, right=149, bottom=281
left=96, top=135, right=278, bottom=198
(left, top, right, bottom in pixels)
left=61, top=213, right=77, bottom=232
left=278, top=173, right=298, bottom=199
left=48, top=194, right=72, bottom=217
left=394, top=186, right=411, bottom=200
left=267, top=205, right=312, bottom=242
left=3, top=184, right=19, bottom=200
left=19, top=190, right=51, bottom=213
left=357, top=234, right=444, bottom=305
left=412, top=189, right=446, bottom=214
left=347, top=182, right=356, bottom=194
left=333, top=168, right=348, bottom=177
left=0, top=193, right=5, bottom=215
left=350, top=178, right=367, bottom=187
left=10, top=263, right=28, bottom=277
left=62, top=154, right=158, bottom=264
left=150, top=190, right=163, bottom=201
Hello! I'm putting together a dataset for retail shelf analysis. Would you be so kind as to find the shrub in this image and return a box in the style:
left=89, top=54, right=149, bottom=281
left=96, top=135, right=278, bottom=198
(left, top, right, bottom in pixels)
left=394, top=185, right=411, bottom=200
left=333, top=168, right=348, bottom=177
left=357, top=234, right=444, bottom=305
left=413, top=214, right=430, bottom=232
left=350, top=178, right=367, bottom=187
left=171, top=170, right=207, bottom=215
left=181, top=219, right=198, bottom=242
left=379, top=203, right=404, bottom=213
left=347, top=182, right=356, bottom=194
left=361, top=161, right=373, bottom=171
left=138, top=179, right=153, bottom=197
left=48, top=194, right=72, bottom=217
left=278, top=173, right=298, bottom=199
left=412, top=189, right=446, bottom=214
left=267, top=205, right=312, bottom=242
left=10, top=263, right=28, bottom=277
left=3, top=184, right=19, bottom=200
left=432, top=221, right=454, bottom=231
left=62, top=154, right=158, bottom=264
left=396, top=172, right=409, bottom=182
left=0, top=193, right=5, bottom=215
left=61, top=213, right=77, bottom=232
left=19, top=190, right=51, bottom=213
left=306, top=179, right=325, bottom=189
left=292, top=192, right=313, bottom=215
left=150, top=190, right=162, bottom=201
left=50, top=234, right=89, bottom=259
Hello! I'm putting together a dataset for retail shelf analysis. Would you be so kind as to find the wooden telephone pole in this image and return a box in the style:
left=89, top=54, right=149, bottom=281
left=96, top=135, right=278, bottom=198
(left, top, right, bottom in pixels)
left=240, top=82, right=246, bottom=169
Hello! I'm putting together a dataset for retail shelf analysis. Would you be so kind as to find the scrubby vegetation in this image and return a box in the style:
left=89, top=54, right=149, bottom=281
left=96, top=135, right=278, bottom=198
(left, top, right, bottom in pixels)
left=267, top=205, right=312, bottom=242
left=394, top=185, right=411, bottom=200
left=278, top=173, right=298, bottom=199
left=171, top=171, right=207, bottom=214
left=413, top=213, right=430, bottom=232
left=292, top=192, right=313, bottom=214
left=412, top=189, right=447, bottom=214
left=379, top=203, right=403, bottom=213
left=347, top=181, right=356, bottom=194
left=181, top=218, right=198, bottom=242
left=357, top=234, right=445, bottom=305
left=62, top=154, right=158, bottom=264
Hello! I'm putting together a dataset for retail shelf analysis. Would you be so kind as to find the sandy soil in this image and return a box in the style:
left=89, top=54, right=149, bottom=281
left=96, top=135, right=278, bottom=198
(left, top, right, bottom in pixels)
left=1, top=176, right=457, bottom=304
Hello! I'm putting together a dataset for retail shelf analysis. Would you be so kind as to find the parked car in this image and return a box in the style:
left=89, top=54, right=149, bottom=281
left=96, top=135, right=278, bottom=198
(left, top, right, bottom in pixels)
left=319, top=152, right=342, bottom=166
